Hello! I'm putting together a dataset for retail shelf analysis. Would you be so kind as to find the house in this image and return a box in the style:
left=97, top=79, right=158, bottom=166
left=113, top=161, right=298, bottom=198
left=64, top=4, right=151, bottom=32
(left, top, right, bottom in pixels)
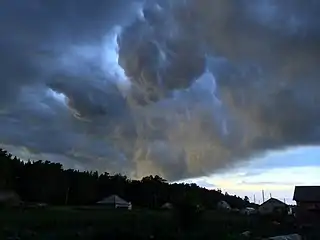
left=293, top=186, right=320, bottom=225
left=161, top=202, right=173, bottom=210
left=0, top=190, right=21, bottom=207
left=258, top=198, right=288, bottom=215
left=97, top=194, right=132, bottom=210
left=217, top=200, right=231, bottom=211
left=240, top=207, right=257, bottom=215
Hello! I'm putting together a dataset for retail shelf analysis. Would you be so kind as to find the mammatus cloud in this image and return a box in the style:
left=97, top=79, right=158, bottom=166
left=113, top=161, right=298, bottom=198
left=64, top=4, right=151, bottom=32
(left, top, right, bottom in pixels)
left=1, top=0, right=320, bottom=180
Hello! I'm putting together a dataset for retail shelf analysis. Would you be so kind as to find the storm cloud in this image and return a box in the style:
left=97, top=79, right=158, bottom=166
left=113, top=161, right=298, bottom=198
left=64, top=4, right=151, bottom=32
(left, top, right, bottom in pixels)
left=1, top=0, right=320, bottom=180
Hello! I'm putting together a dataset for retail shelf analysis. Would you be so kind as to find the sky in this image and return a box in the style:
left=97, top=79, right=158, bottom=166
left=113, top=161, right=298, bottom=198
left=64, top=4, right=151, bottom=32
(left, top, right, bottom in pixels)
left=184, top=146, right=320, bottom=204
left=1, top=0, right=320, bottom=197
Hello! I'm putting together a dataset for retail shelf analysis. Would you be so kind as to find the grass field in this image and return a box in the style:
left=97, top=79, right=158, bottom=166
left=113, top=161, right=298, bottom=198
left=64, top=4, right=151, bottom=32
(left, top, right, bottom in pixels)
left=0, top=207, right=298, bottom=239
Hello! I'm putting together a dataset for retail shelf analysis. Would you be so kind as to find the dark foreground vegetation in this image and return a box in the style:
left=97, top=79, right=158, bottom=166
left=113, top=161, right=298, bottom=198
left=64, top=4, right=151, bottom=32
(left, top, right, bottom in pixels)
left=0, top=207, right=298, bottom=240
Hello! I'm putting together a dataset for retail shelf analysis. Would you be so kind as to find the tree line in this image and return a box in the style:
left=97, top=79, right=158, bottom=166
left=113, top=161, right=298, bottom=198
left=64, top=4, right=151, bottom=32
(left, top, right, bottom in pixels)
left=0, top=148, right=252, bottom=209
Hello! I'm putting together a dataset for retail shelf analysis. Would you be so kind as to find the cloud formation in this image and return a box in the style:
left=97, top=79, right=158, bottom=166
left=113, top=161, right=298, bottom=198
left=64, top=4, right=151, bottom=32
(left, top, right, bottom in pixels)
left=1, top=0, right=320, bottom=180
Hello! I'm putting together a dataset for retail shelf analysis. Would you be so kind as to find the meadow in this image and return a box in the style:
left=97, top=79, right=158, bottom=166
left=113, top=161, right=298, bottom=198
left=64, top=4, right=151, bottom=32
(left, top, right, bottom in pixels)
left=0, top=207, right=297, bottom=239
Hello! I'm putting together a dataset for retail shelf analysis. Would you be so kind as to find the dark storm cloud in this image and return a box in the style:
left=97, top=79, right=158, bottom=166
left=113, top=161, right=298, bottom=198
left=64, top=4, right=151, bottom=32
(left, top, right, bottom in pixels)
left=1, top=0, right=320, bottom=181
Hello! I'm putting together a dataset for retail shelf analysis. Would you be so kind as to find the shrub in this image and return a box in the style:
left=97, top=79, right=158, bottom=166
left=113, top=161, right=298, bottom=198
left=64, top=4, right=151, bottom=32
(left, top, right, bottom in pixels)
left=174, top=202, right=203, bottom=231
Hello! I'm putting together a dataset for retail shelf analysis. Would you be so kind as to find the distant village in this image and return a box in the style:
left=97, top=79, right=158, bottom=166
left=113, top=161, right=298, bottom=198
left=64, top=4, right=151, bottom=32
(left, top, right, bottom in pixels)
left=2, top=182, right=320, bottom=224
left=1, top=184, right=320, bottom=233
left=216, top=186, right=320, bottom=222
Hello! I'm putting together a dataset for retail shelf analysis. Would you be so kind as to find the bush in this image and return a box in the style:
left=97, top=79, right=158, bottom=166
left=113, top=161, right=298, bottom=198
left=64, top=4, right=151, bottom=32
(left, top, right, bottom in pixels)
left=175, top=203, right=203, bottom=231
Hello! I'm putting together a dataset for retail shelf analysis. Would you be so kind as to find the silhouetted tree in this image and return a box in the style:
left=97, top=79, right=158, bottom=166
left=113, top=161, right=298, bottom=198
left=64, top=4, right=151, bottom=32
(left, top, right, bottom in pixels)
left=0, top=148, right=249, bottom=209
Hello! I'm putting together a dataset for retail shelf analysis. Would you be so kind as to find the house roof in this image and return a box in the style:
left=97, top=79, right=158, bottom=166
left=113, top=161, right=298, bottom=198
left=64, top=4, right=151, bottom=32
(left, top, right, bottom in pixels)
left=260, top=198, right=287, bottom=207
left=97, top=194, right=129, bottom=205
left=293, top=186, right=320, bottom=202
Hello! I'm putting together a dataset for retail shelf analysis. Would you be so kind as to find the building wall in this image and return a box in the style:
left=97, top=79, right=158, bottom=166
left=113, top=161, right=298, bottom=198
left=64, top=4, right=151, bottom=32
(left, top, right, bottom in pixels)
left=296, top=201, right=320, bottom=225
left=297, top=202, right=320, bottom=210
left=258, top=201, right=287, bottom=215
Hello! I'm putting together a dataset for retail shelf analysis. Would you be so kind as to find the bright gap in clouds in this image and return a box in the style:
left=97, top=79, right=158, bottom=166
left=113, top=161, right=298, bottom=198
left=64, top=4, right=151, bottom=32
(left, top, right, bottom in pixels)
left=101, top=26, right=132, bottom=94
left=46, top=88, right=68, bottom=106
left=184, top=146, right=320, bottom=205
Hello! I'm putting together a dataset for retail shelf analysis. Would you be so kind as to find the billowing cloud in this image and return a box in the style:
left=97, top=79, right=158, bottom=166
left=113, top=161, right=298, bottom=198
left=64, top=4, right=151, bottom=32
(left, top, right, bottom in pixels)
left=1, top=0, right=320, bottom=180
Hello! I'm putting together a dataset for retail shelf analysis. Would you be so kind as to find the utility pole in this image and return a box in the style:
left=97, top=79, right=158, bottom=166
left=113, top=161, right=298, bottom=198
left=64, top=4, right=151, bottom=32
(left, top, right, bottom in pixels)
left=270, top=193, right=272, bottom=199
left=253, top=194, right=256, bottom=204
left=262, top=190, right=265, bottom=203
